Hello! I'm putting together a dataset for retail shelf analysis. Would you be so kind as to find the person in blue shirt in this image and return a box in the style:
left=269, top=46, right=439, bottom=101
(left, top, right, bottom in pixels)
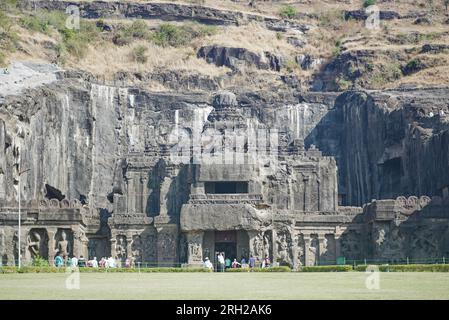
left=225, top=257, right=231, bottom=269
left=54, top=254, right=64, bottom=267
left=248, top=255, right=256, bottom=269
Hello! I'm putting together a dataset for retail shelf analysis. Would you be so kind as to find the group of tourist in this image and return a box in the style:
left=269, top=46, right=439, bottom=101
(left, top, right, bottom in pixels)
left=203, top=252, right=271, bottom=271
left=54, top=254, right=137, bottom=268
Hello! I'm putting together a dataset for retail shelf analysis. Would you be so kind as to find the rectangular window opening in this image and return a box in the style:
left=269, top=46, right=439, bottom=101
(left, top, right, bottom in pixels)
left=205, top=181, right=249, bottom=194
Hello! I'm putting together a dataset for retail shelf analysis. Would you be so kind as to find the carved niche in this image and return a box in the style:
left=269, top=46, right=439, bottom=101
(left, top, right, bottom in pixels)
left=276, top=228, right=293, bottom=266
left=131, top=235, right=142, bottom=262
left=55, top=229, right=73, bottom=258
left=115, top=235, right=128, bottom=261
left=27, top=228, right=49, bottom=260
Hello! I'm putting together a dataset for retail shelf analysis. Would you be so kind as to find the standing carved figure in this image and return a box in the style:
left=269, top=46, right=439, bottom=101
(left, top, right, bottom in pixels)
left=308, top=236, right=319, bottom=266
left=252, top=233, right=264, bottom=260
left=116, top=236, right=127, bottom=260
left=263, top=231, right=272, bottom=259
left=0, top=229, right=4, bottom=256
left=131, top=235, right=142, bottom=262
left=27, top=231, right=41, bottom=258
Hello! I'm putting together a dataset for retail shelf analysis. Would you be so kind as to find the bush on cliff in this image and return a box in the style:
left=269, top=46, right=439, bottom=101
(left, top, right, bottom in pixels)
left=279, top=5, right=297, bottom=19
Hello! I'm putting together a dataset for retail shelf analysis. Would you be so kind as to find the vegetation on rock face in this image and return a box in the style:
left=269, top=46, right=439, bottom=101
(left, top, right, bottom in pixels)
left=279, top=5, right=297, bottom=19
left=363, top=0, right=377, bottom=8
left=402, top=58, right=425, bottom=75
left=132, top=45, right=148, bottom=63
left=113, top=20, right=151, bottom=46
left=0, top=0, right=448, bottom=90
left=151, top=23, right=217, bottom=47
left=0, top=8, right=19, bottom=66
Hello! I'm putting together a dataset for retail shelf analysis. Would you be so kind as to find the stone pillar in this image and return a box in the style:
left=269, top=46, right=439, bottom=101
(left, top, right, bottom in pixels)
left=186, top=231, right=204, bottom=266
left=318, top=234, right=326, bottom=265
left=126, top=233, right=132, bottom=260
left=335, top=235, right=342, bottom=259
left=303, top=175, right=310, bottom=211
left=303, top=233, right=311, bottom=266
left=47, top=227, right=57, bottom=265
left=334, top=227, right=344, bottom=259
left=271, top=229, right=277, bottom=264
left=110, top=237, right=117, bottom=259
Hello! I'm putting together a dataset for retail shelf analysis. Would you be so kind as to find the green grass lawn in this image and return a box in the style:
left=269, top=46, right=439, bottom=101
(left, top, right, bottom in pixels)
left=0, top=272, right=448, bottom=300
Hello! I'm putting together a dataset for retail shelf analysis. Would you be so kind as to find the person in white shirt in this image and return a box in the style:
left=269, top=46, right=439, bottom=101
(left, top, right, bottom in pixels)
left=203, top=257, right=213, bottom=270
left=92, top=257, right=98, bottom=268
left=107, top=256, right=115, bottom=268
left=71, top=256, right=78, bottom=268
left=217, top=252, right=225, bottom=272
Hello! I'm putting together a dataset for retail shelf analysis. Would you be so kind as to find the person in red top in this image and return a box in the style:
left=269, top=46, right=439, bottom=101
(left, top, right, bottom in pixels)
left=263, top=256, right=271, bottom=268
left=231, top=259, right=241, bottom=268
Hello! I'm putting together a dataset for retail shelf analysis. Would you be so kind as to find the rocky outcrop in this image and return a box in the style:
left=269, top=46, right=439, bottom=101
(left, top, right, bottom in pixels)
left=19, top=0, right=311, bottom=32
left=421, top=44, right=449, bottom=54
left=344, top=10, right=401, bottom=21
left=197, top=45, right=284, bottom=71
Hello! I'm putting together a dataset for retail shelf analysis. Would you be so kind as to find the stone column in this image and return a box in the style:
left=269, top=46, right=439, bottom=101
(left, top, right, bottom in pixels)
left=318, top=234, right=326, bottom=265
left=335, top=235, right=342, bottom=259
left=303, top=175, right=310, bottom=211
left=303, top=233, right=311, bottom=266
left=271, top=229, right=277, bottom=265
left=110, top=237, right=117, bottom=259
left=186, top=231, right=204, bottom=266
left=334, top=227, right=344, bottom=260
left=47, top=227, right=57, bottom=265
left=126, top=233, right=133, bottom=260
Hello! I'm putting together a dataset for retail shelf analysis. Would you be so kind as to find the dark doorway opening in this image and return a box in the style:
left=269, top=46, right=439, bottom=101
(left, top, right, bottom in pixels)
left=205, top=181, right=248, bottom=194
left=214, top=230, right=237, bottom=271
left=215, top=242, right=237, bottom=260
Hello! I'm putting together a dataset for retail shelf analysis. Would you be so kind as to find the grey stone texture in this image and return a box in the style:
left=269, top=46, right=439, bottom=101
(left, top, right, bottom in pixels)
left=1, top=70, right=449, bottom=268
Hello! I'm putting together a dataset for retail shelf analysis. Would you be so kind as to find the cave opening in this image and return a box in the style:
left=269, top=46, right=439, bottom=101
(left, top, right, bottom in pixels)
left=379, top=157, right=402, bottom=198
left=44, top=184, right=65, bottom=201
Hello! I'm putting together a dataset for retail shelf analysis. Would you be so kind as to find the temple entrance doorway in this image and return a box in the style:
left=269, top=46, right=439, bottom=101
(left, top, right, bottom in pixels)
left=214, top=231, right=237, bottom=268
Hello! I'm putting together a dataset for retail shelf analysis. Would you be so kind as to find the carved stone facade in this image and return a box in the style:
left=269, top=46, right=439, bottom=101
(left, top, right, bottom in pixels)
left=1, top=91, right=448, bottom=267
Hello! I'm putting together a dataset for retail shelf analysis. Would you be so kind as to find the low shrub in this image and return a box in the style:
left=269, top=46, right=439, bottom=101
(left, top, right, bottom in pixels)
left=225, top=266, right=291, bottom=272
left=132, top=45, right=148, bottom=63
left=279, top=5, right=297, bottom=19
left=113, top=20, right=151, bottom=46
left=355, top=264, right=449, bottom=272
left=31, top=255, right=50, bottom=267
left=57, top=21, right=101, bottom=60
left=19, top=15, right=49, bottom=33
left=402, top=58, right=425, bottom=75
left=151, top=23, right=187, bottom=47
left=300, top=265, right=353, bottom=272
left=0, top=267, right=213, bottom=273
left=19, top=10, right=67, bottom=35
left=363, top=0, right=376, bottom=8
left=150, top=22, right=217, bottom=47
